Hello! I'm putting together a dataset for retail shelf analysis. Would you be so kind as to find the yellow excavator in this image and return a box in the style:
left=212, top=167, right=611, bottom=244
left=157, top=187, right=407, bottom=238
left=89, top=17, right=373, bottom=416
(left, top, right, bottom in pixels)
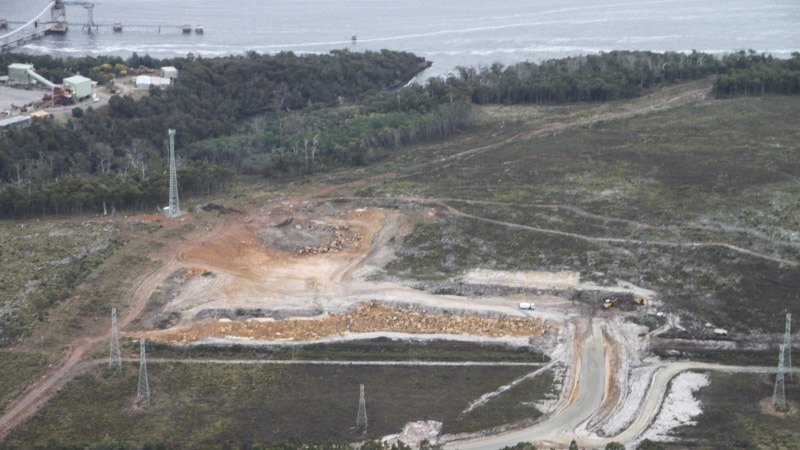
left=603, top=296, right=649, bottom=309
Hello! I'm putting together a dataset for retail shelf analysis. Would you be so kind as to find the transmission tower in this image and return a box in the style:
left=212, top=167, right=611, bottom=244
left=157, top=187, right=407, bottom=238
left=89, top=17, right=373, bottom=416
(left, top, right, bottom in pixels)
left=784, top=313, right=792, bottom=378
left=166, top=129, right=180, bottom=217
left=356, top=384, right=367, bottom=433
left=137, top=339, right=150, bottom=405
left=108, top=308, right=122, bottom=372
left=83, top=4, right=94, bottom=33
left=773, top=343, right=786, bottom=409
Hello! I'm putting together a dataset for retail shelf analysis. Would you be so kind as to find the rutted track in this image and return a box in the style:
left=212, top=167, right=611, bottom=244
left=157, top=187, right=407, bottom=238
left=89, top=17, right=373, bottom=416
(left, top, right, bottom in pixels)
left=431, top=199, right=798, bottom=267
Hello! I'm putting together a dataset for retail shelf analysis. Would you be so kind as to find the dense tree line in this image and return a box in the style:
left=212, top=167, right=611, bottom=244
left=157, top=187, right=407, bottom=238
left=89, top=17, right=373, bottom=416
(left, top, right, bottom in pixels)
left=187, top=89, right=471, bottom=177
left=3, top=49, right=799, bottom=219
left=444, top=50, right=800, bottom=104
left=445, top=50, right=723, bottom=104
left=713, top=51, right=800, bottom=96
left=0, top=49, right=436, bottom=218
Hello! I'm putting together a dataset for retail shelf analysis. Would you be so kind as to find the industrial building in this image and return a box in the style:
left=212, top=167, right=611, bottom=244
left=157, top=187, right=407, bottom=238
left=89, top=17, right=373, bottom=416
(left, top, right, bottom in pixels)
left=7, top=63, right=56, bottom=90
left=63, top=75, right=93, bottom=99
left=135, top=75, right=171, bottom=89
left=160, top=66, right=178, bottom=80
left=0, top=115, right=30, bottom=130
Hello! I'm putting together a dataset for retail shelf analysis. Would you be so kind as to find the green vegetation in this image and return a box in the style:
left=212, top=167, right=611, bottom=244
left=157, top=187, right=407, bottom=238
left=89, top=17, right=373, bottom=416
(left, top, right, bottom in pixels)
left=4, top=51, right=799, bottom=220
left=0, top=221, right=122, bottom=344
left=635, top=440, right=665, bottom=450
left=376, top=94, right=800, bottom=332
left=0, top=350, right=49, bottom=410
left=145, top=338, right=550, bottom=363
left=652, top=348, right=778, bottom=366
left=449, top=51, right=800, bottom=104
left=2, top=48, right=800, bottom=446
left=501, top=443, right=538, bottom=450
left=1, top=49, right=468, bottom=219
left=674, top=372, right=800, bottom=449
left=5, top=363, right=550, bottom=448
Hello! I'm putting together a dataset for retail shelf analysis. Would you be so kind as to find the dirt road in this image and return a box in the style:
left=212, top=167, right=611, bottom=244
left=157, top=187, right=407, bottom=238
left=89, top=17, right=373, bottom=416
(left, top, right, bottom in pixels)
left=444, top=321, right=605, bottom=449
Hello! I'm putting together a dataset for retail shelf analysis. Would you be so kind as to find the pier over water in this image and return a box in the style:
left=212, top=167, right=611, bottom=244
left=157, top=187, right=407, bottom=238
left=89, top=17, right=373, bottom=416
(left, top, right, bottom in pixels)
left=1, top=0, right=201, bottom=52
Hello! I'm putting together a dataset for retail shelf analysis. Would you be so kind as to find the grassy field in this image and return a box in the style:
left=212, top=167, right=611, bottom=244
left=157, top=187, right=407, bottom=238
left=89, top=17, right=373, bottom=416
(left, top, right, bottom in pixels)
left=0, top=350, right=49, bottom=413
left=0, top=211, right=223, bottom=415
left=5, top=363, right=551, bottom=448
left=144, top=338, right=550, bottom=363
left=0, top=220, right=122, bottom=345
left=372, top=95, right=800, bottom=334
left=672, top=372, right=800, bottom=449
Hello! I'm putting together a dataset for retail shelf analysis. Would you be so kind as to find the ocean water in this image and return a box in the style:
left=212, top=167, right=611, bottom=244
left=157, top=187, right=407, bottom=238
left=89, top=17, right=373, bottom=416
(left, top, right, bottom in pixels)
left=1, top=0, right=798, bottom=79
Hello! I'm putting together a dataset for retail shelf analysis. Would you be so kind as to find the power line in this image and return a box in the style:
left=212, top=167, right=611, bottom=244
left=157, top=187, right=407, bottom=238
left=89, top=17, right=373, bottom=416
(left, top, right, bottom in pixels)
left=108, top=308, right=122, bottom=372
left=137, top=339, right=150, bottom=405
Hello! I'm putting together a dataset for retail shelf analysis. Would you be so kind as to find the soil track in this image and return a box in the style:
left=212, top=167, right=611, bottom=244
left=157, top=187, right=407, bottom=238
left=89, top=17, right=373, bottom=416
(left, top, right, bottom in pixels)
left=447, top=87, right=711, bottom=161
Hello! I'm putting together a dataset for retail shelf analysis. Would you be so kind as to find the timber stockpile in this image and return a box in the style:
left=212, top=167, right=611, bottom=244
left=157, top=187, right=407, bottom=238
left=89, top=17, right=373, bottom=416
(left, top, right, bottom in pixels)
left=144, top=301, right=548, bottom=344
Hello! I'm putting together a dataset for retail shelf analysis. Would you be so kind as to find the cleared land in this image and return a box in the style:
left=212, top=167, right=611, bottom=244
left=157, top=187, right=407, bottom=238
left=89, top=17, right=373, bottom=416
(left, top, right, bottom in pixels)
left=1, top=80, right=799, bottom=448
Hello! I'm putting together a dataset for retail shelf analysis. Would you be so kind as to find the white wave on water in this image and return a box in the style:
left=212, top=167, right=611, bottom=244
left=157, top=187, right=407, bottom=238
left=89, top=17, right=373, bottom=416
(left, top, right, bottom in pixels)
left=3, top=0, right=798, bottom=75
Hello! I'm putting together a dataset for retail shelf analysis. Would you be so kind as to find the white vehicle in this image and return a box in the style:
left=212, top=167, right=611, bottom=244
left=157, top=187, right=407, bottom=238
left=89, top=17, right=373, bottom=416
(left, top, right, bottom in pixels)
left=518, top=302, right=534, bottom=310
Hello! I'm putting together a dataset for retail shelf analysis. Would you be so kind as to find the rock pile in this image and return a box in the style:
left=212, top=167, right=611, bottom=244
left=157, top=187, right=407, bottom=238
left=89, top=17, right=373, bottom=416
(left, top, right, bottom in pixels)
left=183, top=266, right=209, bottom=280
left=146, top=300, right=547, bottom=344
left=297, top=224, right=362, bottom=256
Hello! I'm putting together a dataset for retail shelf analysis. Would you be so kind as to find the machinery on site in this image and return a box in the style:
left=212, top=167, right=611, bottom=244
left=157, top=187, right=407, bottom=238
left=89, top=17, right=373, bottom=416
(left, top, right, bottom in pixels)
left=603, top=296, right=649, bottom=309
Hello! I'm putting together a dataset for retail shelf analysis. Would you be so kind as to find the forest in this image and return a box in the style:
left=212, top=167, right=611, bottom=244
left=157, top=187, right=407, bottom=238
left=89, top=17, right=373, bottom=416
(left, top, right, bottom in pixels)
left=0, top=49, right=798, bottom=219
left=446, top=50, right=800, bottom=104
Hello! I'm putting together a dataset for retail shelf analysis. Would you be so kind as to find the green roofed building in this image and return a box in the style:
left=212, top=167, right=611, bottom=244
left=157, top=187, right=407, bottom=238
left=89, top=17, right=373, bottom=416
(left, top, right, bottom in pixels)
left=63, top=75, right=92, bottom=99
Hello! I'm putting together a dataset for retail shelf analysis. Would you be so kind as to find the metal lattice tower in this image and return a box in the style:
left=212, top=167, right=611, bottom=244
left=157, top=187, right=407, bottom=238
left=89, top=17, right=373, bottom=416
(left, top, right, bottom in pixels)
left=83, top=4, right=94, bottom=32
left=784, top=313, right=792, bottom=378
left=773, top=344, right=786, bottom=409
left=108, top=308, right=122, bottom=372
left=356, top=384, right=367, bottom=433
left=167, top=129, right=180, bottom=217
left=137, top=339, right=150, bottom=405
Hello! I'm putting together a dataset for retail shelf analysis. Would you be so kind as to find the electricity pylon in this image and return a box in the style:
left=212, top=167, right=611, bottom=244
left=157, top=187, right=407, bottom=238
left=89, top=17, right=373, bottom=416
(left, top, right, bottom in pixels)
left=137, top=339, right=150, bottom=405
left=108, top=308, right=122, bottom=372
left=166, top=129, right=180, bottom=217
left=773, top=344, right=786, bottom=409
left=356, top=384, right=367, bottom=433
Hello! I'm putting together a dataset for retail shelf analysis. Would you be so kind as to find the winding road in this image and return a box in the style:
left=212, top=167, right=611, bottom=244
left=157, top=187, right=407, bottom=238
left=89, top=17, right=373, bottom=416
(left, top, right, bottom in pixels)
left=445, top=321, right=606, bottom=449
left=443, top=321, right=781, bottom=450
